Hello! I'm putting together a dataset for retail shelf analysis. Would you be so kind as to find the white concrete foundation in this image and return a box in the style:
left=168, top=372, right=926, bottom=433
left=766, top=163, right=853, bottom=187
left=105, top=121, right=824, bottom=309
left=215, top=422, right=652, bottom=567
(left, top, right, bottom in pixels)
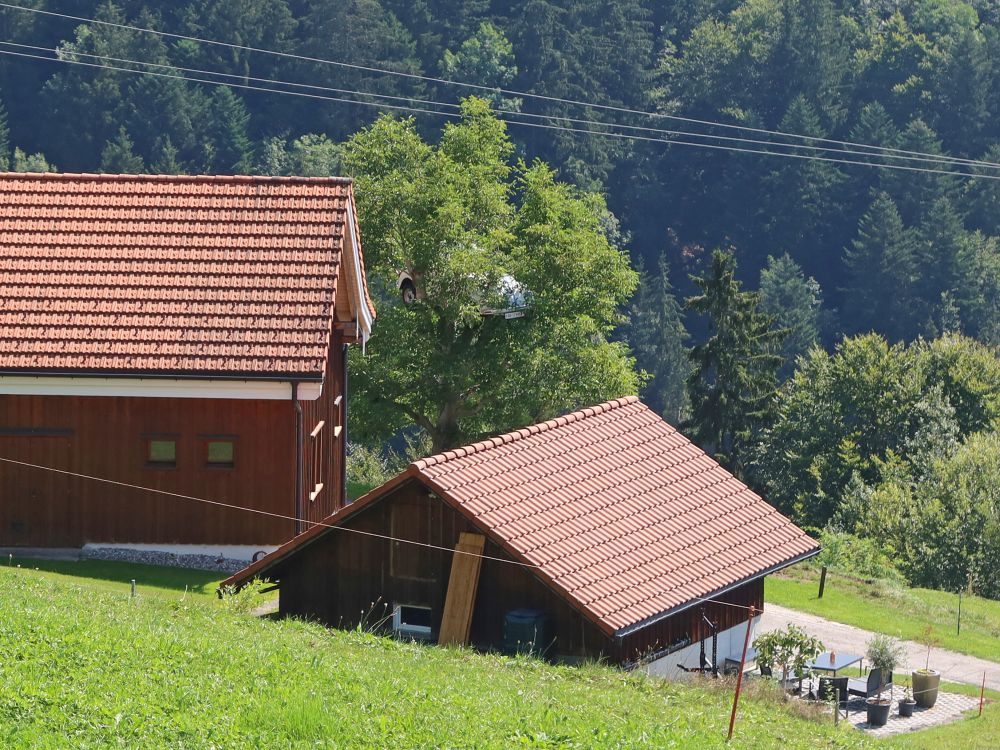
left=641, top=615, right=761, bottom=681
left=82, top=543, right=277, bottom=562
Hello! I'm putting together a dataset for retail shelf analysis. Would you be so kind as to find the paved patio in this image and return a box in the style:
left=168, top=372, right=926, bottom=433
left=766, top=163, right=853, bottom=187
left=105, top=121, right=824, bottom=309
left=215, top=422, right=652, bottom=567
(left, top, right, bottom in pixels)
left=809, top=683, right=981, bottom=738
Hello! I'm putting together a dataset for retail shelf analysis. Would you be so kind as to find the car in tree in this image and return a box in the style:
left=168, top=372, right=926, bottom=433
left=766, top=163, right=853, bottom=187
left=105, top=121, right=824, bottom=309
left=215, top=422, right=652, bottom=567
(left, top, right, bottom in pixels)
left=396, top=268, right=532, bottom=319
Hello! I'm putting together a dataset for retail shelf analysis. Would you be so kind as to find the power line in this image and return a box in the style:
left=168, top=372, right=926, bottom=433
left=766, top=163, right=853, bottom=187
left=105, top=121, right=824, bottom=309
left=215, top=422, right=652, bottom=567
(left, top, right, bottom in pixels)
left=0, top=453, right=771, bottom=617
left=0, top=455, right=539, bottom=569
left=3, top=40, right=993, bottom=173
left=2, top=1, right=999, bottom=171
left=2, top=46, right=998, bottom=182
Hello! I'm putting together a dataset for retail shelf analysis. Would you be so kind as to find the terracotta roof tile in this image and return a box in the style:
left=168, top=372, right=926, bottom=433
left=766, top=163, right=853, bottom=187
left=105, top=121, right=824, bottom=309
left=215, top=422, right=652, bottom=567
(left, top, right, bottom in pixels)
left=414, top=398, right=818, bottom=634
left=224, top=398, right=818, bottom=636
left=0, top=172, right=373, bottom=377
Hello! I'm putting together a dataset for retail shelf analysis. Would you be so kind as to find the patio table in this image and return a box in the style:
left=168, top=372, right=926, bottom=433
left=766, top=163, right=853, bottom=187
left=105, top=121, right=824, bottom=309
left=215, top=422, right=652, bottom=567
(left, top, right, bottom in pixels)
left=808, top=651, right=863, bottom=676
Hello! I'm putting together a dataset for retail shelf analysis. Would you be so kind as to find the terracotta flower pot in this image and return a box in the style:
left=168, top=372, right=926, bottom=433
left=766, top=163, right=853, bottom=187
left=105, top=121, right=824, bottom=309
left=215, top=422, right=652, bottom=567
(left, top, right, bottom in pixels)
left=912, top=669, right=940, bottom=708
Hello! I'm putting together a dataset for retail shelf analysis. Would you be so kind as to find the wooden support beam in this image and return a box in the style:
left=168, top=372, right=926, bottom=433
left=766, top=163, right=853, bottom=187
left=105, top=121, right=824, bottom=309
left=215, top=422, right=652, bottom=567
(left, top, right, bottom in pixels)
left=438, top=532, right=486, bottom=646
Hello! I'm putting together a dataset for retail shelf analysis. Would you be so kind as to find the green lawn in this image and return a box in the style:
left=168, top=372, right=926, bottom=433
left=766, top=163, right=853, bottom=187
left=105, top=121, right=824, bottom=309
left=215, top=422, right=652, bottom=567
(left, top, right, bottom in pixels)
left=0, top=566, right=877, bottom=750
left=766, top=565, right=1000, bottom=664
left=1, top=557, right=223, bottom=601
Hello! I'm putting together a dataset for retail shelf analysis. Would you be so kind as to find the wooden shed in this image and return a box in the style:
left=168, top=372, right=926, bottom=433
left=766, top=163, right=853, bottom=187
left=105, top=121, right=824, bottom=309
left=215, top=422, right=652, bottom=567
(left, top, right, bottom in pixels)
left=0, top=172, right=374, bottom=547
left=223, top=398, right=818, bottom=674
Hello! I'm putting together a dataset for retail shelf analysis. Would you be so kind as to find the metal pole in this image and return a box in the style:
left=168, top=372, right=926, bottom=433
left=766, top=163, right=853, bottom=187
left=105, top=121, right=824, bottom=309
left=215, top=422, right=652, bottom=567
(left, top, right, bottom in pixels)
left=980, top=672, right=986, bottom=717
left=818, top=566, right=827, bottom=599
left=130, top=579, right=136, bottom=598
left=957, top=589, right=962, bottom=636
left=727, top=605, right=756, bottom=742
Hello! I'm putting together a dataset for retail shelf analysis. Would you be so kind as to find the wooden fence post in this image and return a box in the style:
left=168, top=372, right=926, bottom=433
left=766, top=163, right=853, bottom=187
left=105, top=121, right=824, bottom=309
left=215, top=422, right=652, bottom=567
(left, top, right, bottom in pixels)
left=817, top=566, right=828, bottom=599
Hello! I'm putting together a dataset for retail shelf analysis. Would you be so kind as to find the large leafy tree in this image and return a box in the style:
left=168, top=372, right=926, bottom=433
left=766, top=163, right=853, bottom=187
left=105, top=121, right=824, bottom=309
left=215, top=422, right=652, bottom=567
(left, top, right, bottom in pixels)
left=685, top=250, right=784, bottom=477
left=344, top=99, right=639, bottom=452
left=756, top=333, right=1000, bottom=529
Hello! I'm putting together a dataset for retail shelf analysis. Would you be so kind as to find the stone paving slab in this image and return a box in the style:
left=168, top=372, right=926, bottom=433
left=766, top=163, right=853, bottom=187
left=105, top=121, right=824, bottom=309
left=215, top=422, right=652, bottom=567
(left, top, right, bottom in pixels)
left=811, top=684, right=981, bottom=738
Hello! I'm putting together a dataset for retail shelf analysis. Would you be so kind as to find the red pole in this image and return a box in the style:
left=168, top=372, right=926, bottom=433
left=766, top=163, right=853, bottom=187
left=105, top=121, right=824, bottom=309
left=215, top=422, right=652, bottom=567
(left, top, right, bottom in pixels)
left=980, top=671, right=986, bottom=717
left=727, top=605, right=756, bottom=742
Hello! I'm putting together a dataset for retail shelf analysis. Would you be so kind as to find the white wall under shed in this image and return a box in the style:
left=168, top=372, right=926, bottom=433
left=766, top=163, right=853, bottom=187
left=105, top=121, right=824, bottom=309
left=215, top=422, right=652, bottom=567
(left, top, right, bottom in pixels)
left=641, top=614, right=762, bottom=681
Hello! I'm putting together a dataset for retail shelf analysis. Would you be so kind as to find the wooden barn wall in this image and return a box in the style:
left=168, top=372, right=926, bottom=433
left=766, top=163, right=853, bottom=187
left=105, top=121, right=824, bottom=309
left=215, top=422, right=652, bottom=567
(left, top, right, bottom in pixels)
left=276, top=480, right=610, bottom=660
left=613, top=579, right=763, bottom=664
left=0, top=392, right=295, bottom=545
left=0, top=336, right=349, bottom=547
left=300, top=330, right=347, bottom=525
left=276, top=481, right=765, bottom=665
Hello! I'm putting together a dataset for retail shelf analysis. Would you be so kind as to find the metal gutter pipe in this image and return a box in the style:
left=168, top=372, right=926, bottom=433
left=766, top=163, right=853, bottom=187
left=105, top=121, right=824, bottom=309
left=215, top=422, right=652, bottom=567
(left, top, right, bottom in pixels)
left=292, top=381, right=304, bottom=535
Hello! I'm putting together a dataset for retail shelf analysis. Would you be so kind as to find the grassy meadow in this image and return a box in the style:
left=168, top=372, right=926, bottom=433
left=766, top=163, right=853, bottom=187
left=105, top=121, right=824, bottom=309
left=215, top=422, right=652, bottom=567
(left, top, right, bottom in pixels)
left=766, top=565, right=1000, bottom=664
left=0, top=564, right=877, bottom=750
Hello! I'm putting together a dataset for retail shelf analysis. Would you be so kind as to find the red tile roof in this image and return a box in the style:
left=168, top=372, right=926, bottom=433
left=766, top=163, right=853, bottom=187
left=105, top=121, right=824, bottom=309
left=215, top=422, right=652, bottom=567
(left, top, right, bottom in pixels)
left=0, top=172, right=374, bottom=378
left=223, top=398, right=818, bottom=636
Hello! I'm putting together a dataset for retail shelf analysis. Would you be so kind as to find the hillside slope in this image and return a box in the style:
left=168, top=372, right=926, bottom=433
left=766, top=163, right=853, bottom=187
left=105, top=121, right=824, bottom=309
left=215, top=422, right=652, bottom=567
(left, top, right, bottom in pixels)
left=0, top=569, right=873, bottom=749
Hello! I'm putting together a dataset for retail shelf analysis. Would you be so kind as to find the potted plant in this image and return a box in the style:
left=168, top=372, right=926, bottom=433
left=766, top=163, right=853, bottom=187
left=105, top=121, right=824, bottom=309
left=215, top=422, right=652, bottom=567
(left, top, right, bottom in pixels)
left=753, top=625, right=823, bottom=698
left=912, top=625, right=941, bottom=708
left=865, top=633, right=904, bottom=727
left=899, top=687, right=916, bottom=717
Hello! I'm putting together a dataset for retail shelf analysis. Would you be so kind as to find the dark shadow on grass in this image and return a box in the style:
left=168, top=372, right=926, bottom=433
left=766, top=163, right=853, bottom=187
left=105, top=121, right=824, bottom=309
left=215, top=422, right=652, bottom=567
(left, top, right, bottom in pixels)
left=7, top=558, right=223, bottom=597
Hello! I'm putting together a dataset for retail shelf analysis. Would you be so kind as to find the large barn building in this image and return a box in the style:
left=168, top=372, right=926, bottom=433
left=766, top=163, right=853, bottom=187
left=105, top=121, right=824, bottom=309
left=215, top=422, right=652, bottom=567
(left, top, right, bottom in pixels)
left=0, top=172, right=374, bottom=549
left=223, top=397, right=819, bottom=676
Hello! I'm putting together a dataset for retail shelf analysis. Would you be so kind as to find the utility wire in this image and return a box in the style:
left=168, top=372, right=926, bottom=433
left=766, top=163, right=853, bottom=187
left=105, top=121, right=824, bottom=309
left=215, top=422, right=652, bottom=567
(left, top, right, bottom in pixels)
left=2, top=1, right=999, bottom=171
left=0, top=454, right=793, bottom=619
left=2, top=40, right=994, bottom=172
left=2, top=46, right=999, bottom=182
left=0, top=455, right=538, bottom=569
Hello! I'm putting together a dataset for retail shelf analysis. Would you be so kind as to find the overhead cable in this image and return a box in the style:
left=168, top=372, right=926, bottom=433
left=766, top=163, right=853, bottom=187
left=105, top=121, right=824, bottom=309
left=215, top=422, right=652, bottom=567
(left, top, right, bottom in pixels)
left=2, top=1, right=999, bottom=170
left=1, top=46, right=998, bottom=181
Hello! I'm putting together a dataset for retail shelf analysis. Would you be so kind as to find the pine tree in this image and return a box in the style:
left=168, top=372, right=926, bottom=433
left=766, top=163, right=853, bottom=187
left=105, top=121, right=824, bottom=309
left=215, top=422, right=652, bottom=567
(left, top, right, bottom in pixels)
left=843, top=192, right=919, bottom=340
left=0, top=96, right=9, bottom=171
left=759, top=254, right=824, bottom=377
left=153, top=137, right=183, bottom=175
left=761, top=96, right=846, bottom=258
left=204, top=87, right=251, bottom=173
left=100, top=127, right=145, bottom=174
left=685, top=250, right=785, bottom=477
left=626, top=256, right=689, bottom=423
left=915, top=196, right=966, bottom=331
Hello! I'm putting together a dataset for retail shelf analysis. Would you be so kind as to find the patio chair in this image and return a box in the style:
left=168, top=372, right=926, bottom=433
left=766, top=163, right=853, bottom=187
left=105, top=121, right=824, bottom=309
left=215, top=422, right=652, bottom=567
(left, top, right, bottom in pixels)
left=847, top=668, right=892, bottom=700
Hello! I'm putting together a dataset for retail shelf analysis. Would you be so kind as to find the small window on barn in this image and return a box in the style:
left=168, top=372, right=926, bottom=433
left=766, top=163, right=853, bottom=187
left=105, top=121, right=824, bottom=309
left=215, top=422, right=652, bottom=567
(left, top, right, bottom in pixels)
left=392, top=604, right=433, bottom=640
left=146, top=438, right=177, bottom=468
left=206, top=440, right=235, bottom=468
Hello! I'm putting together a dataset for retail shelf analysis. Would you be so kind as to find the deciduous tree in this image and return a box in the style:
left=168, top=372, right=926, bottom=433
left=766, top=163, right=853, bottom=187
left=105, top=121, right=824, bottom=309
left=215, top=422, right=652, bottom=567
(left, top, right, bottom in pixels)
left=344, top=99, right=639, bottom=452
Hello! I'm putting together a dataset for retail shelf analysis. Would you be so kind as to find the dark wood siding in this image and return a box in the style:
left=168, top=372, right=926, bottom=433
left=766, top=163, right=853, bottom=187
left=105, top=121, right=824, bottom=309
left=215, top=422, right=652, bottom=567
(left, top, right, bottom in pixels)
left=614, top=579, right=764, bottom=664
left=0, top=338, right=349, bottom=546
left=273, top=480, right=762, bottom=664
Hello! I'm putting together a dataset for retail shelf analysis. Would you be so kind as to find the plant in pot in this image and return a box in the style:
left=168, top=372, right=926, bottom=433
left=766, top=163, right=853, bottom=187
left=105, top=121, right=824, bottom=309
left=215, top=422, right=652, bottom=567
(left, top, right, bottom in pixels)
left=865, top=633, right=904, bottom=727
left=753, top=625, right=824, bottom=698
left=912, top=625, right=941, bottom=708
left=898, top=687, right=916, bottom=717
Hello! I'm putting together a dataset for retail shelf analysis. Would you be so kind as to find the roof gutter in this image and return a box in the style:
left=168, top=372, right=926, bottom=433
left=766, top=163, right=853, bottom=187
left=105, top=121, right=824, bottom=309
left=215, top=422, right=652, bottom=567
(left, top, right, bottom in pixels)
left=612, top=546, right=821, bottom=640
left=292, top=381, right=304, bottom=536
left=0, top=369, right=324, bottom=382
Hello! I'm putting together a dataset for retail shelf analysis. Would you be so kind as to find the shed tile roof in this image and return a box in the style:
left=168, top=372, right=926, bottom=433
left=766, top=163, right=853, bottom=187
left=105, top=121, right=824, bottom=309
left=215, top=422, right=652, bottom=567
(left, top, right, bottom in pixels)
left=0, top=172, right=374, bottom=378
left=223, top=398, right=818, bottom=635
left=413, top=397, right=817, bottom=632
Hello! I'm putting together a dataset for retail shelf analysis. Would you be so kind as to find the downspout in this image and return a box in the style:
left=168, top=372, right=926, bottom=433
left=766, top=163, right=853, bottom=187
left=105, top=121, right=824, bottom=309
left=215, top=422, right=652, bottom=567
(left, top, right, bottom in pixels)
left=292, top=381, right=303, bottom=535
left=341, top=342, right=349, bottom=508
